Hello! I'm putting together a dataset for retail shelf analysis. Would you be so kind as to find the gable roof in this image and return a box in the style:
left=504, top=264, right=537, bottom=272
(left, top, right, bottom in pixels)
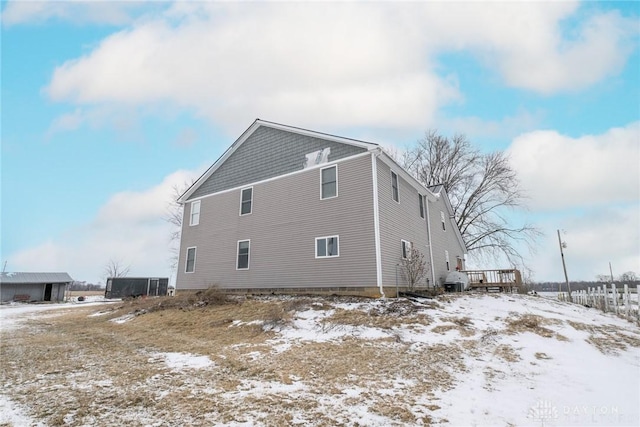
left=428, top=185, right=468, bottom=253
left=0, top=272, right=74, bottom=284
left=178, top=119, right=379, bottom=203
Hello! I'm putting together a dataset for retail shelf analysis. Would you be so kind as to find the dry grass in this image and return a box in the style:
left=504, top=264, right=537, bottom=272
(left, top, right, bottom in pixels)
left=568, top=320, right=640, bottom=355
left=493, top=344, right=521, bottom=362
left=5, top=295, right=635, bottom=426
left=1, top=297, right=458, bottom=426
left=431, top=316, right=476, bottom=337
left=68, top=290, right=105, bottom=297
left=505, top=313, right=568, bottom=341
left=322, top=305, right=432, bottom=331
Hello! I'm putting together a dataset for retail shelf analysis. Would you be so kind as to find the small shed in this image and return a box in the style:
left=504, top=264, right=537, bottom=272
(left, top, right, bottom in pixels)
left=0, top=272, right=73, bottom=302
left=105, top=277, right=169, bottom=299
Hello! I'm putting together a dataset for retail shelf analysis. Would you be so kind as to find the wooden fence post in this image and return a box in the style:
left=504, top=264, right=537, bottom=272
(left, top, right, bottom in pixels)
left=611, top=284, right=618, bottom=315
left=623, top=284, right=630, bottom=319
left=636, top=284, right=640, bottom=323
left=603, top=285, right=609, bottom=313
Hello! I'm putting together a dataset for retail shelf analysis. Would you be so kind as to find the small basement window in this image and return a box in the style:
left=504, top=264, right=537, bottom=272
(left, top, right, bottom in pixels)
left=316, top=236, right=339, bottom=258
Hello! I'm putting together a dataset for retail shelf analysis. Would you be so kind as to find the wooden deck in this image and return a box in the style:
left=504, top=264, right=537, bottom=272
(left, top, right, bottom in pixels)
left=462, top=269, right=522, bottom=292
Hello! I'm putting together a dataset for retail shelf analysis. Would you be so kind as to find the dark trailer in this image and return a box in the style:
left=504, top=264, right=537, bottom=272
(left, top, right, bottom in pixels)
left=105, top=277, right=169, bottom=299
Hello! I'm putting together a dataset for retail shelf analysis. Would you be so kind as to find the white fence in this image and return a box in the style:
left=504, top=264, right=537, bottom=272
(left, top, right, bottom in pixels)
left=558, top=284, right=639, bottom=324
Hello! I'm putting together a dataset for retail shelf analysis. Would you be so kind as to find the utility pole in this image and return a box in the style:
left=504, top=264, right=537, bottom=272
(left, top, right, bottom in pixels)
left=557, top=229, right=572, bottom=302
left=609, top=262, right=614, bottom=283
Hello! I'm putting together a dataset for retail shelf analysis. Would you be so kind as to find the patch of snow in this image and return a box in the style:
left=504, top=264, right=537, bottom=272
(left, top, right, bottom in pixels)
left=109, top=313, right=135, bottom=324
left=148, top=352, right=214, bottom=370
left=0, top=394, right=45, bottom=427
left=0, top=301, right=116, bottom=331
left=88, top=310, right=113, bottom=317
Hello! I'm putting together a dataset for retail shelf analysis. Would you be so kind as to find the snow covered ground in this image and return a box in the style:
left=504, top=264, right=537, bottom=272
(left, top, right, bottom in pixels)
left=1, top=294, right=638, bottom=426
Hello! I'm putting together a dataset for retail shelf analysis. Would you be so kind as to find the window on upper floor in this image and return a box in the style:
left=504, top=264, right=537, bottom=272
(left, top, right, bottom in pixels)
left=185, top=247, right=197, bottom=273
left=237, top=240, right=250, bottom=270
left=391, top=171, right=399, bottom=202
left=240, top=187, right=253, bottom=215
left=190, top=201, right=201, bottom=226
left=321, top=165, right=338, bottom=199
left=440, top=211, right=446, bottom=231
left=419, top=194, right=425, bottom=218
left=401, top=240, right=412, bottom=260
left=316, top=236, right=339, bottom=258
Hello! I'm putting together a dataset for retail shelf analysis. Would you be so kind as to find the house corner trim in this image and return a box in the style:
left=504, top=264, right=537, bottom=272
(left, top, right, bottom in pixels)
left=371, top=151, right=384, bottom=297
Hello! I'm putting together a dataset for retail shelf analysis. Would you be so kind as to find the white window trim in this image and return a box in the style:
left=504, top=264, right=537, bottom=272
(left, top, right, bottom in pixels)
left=236, top=239, right=251, bottom=270
left=185, top=246, right=197, bottom=274
left=189, top=200, right=201, bottom=226
left=320, top=165, right=338, bottom=200
left=239, top=186, right=253, bottom=216
left=401, top=240, right=412, bottom=260
left=315, top=235, right=340, bottom=258
left=391, top=171, right=400, bottom=203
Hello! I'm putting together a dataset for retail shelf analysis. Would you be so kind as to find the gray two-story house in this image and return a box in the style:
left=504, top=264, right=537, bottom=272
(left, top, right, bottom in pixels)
left=176, top=120, right=466, bottom=297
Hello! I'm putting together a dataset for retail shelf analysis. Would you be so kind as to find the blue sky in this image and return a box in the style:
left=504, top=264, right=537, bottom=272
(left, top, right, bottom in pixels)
left=1, top=0, right=639, bottom=285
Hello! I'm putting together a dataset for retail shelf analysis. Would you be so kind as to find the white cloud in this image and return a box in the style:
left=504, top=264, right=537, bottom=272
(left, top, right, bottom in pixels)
left=1, top=0, right=148, bottom=26
left=8, top=169, right=200, bottom=285
left=508, top=122, right=640, bottom=210
left=528, top=205, right=640, bottom=282
left=43, top=2, right=636, bottom=133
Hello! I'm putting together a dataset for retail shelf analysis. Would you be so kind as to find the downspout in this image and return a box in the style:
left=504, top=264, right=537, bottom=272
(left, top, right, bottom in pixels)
left=371, top=150, right=385, bottom=298
left=425, top=195, right=436, bottom=289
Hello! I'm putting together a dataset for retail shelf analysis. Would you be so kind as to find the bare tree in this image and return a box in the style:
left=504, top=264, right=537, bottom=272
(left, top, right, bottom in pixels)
left=165, top=182, right=194, bottom=271
left=104, top=259, right=130, bottom=280
left=402, top=130, right=539, bottom=266
left=400, top=247, right=428, bottom=291
left=618, top=271, right=638, bottom=283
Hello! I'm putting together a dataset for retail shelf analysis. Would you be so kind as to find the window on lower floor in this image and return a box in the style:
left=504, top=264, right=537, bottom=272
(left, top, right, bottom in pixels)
left=237, top=240, right=250, bottom=270
left=402, top=240, right=412, bottom=259
left=445, top=250, right=450, bottom=271
left=316, top=236, right=339, bottom=258
left=185, top=247, right=197, bottom=273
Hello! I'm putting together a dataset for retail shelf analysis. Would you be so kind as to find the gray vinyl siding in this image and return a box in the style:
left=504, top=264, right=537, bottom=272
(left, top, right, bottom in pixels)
left=428, top=196, right=466, bottom=285
left=177, top=155, right=376, bottom=290
left=189, top=126, right=367, bottom=200
left=376, top=158, right=431, bottom=289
